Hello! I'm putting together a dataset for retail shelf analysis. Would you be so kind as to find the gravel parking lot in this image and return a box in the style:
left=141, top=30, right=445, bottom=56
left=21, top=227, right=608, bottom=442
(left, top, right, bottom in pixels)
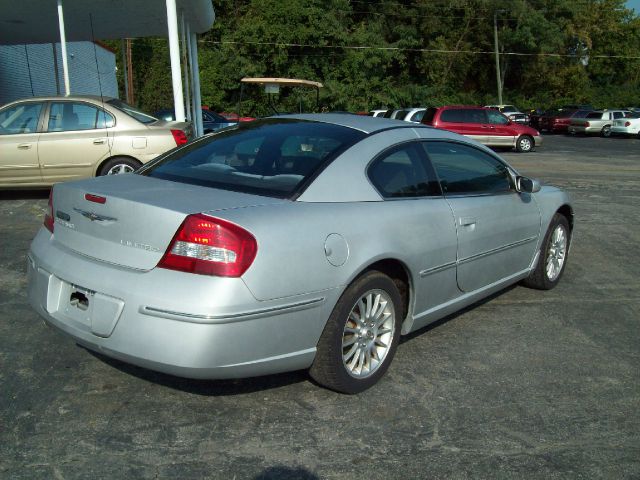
left=1, top=134, right=639, bottom=479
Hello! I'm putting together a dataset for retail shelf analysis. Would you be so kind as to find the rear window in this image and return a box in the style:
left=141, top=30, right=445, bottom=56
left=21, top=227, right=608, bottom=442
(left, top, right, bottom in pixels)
left=139, top=119, right=365, bottom=198
left=107, top=99, right=157, bottom=124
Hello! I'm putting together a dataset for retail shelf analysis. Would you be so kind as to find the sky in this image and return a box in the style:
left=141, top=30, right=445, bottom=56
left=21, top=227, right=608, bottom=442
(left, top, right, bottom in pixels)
left=627, top=0, right=640, bottom=13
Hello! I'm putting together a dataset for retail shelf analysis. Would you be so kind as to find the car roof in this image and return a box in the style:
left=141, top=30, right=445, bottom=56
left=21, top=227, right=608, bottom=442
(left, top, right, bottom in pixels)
left=5, top=95, right=117, bottom=103
left=279, top=113, right=434, bottom=134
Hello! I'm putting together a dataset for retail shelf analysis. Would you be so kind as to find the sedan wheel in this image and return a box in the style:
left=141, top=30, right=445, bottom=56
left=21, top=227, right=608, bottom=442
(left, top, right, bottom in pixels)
left=601, top=125, right=612, bottom=137
left=310, top=271, right=402, bottom=394
left=523, top=213, right=571, bottom=290
left=98, top=157, right=142, bottom=176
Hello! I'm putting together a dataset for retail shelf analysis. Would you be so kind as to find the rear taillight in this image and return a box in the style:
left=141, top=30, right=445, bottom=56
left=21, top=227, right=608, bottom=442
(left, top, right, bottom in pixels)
left=625, top=121, right=631, bottom=127
left=584, top=122, right=590, bottom=127
left=44, top=189, right=54, bottom=233
left=171, top=129, right=188, bottom=146
left=158, top=214, right=257, bottom=277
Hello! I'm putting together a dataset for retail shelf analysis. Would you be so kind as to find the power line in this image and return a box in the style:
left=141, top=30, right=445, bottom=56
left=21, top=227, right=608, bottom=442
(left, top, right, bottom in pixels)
left=201, top=39, right=640, bottom=59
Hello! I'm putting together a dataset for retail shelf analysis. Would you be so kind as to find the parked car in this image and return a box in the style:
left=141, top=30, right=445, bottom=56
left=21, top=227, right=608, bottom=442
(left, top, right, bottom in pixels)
left=395, top=108, right=427, bottom=123
left=528, top=108, right=546, bottom=130
left=155, top=108, right=236, bottom=134
left=611, top=111, right=640, bottom=137
left=568, top=110, right=630, bottom=137
left=382, top=109, right=404, bottom=119
left=484, top=104, right=530, bottom=124
left=539, top=105, right=593, bottom=133
left=0, top=95, right=191, bottom=188
left=27, top=114, right=572, bottom=394
left=368, top=109, right=388, bottom=117
left=218, top=112, right=256, bottom=122
left=422, top=106, right=542, bottom=152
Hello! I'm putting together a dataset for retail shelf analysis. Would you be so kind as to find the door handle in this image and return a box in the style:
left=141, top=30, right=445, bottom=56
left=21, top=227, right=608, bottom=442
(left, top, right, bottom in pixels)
left=93, top=139, right=106, bottom=145
left=18, top=143, right=32, bottom=149
left=459, top=216, right=477, bottom=226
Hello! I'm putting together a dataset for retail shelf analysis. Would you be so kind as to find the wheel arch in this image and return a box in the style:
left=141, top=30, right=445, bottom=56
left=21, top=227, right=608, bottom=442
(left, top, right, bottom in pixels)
left=556, top=204, right=574, bottom=231
left=95, top=155, right=143, bottom=176
left=349, top=258, right=414, bottom=335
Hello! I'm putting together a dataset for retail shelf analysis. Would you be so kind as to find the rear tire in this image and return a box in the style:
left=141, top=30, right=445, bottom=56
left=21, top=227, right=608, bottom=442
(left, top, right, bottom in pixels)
left=601, top=125, right=612, bottom=137
left=310, top=271, right=402, bottom=394
left=523, top=213, right=570, bottom=290
left=516, top=135, right=534, bottom=153
left=98, top=157, right=142, bottom=176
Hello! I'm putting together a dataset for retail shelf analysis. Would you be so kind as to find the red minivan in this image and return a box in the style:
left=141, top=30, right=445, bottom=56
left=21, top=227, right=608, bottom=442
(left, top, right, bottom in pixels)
left=421, top=106, right=542, bottom=152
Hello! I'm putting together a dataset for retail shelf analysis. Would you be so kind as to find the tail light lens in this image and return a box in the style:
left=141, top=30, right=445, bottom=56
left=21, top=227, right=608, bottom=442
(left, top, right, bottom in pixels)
left=584, top=122, right=590, bottom=127
left=44, top=189, right=54, bottom=233
left=158, top=214, right=257, bottom=277
left=171, top=129, right=188, bottom=146
left=625, top=121, right=631, bottom=127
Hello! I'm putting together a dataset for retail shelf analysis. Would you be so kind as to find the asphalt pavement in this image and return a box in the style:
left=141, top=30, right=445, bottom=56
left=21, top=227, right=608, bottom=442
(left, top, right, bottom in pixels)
left=1, top=134, right=639, bottom=479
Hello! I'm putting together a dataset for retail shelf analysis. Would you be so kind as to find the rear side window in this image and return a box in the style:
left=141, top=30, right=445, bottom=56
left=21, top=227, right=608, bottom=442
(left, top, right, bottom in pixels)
left=0, top=102, right=43, bottom=134
left=421, top=107, right=437, bottom=124
left=424, top=141, right=512, bottom=195
left=140, top=119, right=365, bottom=198
left=368, top=143, right=440, bottom=198
left=613, top=111, right=625, bottom=119
left=586, top=112, right=603, bottom=119
left=410, top=110, right=425, bottom=122
left=440, top=109, right=466, bottom=123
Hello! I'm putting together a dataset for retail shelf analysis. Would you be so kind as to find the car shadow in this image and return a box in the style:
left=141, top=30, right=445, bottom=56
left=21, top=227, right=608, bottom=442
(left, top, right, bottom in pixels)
left=84, top=348, right=309, bottom=396
left=252, top=466, right=320, bottom=479
left=400, top=284, right=518, bottom=344
left=0, top=189, right=49, bottom=200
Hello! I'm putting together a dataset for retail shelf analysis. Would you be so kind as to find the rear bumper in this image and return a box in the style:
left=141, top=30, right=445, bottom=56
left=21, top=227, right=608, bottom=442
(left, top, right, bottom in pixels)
left=611, top=126, right=639, bottom=135
left=27, top=228, right=337, bottom=379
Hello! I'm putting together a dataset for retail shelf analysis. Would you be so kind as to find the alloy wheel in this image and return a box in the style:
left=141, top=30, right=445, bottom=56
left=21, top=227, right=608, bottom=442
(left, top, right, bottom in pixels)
left=341, top=289, right=395, bottom=379
left=545, top=224, right=567, bottom=281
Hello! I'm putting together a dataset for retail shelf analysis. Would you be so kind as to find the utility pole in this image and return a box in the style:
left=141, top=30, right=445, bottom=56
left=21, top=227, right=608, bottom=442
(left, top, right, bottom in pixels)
left=494, top=10, right=503, bottom=105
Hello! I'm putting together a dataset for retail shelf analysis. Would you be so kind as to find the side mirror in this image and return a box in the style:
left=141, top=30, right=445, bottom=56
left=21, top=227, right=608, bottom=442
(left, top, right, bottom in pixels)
left=516, top=176, right=541, bottom=193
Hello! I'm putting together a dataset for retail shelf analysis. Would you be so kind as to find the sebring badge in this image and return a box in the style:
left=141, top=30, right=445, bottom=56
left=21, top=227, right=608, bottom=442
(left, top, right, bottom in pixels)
left=73, top=208, right=118, bottom=223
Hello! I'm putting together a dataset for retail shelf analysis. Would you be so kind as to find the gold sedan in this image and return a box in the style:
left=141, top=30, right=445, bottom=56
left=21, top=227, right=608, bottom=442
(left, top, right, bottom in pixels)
left=0, top=95, right=192, bottom=188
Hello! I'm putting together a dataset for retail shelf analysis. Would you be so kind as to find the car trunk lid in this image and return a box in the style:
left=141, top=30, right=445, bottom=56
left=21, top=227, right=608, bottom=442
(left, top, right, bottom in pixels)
left=51, top=174, right=284, bottom=270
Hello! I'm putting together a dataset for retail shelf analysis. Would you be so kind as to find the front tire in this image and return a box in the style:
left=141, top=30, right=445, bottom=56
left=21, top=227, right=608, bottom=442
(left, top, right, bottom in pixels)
left=310, top=271, right=402, bottom=394
left=523, top=213, right=570, bottom=290
left=601, top=125, right=612, bottom=137
left=516, top=135, right=534, bottom=153
left=98, top=157, right=142, bottom=176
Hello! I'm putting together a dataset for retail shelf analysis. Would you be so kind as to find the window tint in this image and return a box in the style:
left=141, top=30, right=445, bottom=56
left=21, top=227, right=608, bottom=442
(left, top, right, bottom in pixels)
left=107, top=99, right=157, bottom=124
left=613, top=111, right=625, bottom=119
left=421, top=107, right=437, bottom=124
left=586, top=112, right=603, bottom=119
left=440, top=109, right=466, bottom=123
left=0, top=102, right=43, bottom=135
left=48, top=102, right=108, bottom=132
left=486, top=109, right=509, bottom=125
left=425, top=141, right=512, bottom=195
left=410, top=110, right=425, bottom=122
left=368, top=143, right=440, bottom=198
left=140, top=119, right=365, bottom=198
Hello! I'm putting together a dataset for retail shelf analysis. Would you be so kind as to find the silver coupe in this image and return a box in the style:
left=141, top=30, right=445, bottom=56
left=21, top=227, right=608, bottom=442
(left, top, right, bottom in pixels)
left=27, top=114, right=573, bottom=393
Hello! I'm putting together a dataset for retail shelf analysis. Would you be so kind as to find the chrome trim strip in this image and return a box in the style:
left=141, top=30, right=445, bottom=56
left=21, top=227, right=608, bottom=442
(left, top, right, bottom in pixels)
left=42, top=163, right=92, bottom=168
left=140, top=297, right=326, bottom=324
left=419, top=261, right=456, bottom=277
left=457, top=236, right=538, bottom=265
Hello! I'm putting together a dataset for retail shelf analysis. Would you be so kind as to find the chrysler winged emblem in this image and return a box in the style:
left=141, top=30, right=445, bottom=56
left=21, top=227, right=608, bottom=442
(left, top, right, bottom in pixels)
left=73, top=208, right=118, bottom=223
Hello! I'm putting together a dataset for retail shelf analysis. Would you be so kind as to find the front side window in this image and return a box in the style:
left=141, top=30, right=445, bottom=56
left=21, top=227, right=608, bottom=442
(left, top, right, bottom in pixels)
left=140, top=119, right=365, bottom=198
left=424, top=141, right=512, bottom=195
left=0, top=102, right=43, bottom=135
left=47, top=102, right=112, bottom=132
left=368, top=143, right=440, bottom=198
left=486, top=109, right=510, bottom=125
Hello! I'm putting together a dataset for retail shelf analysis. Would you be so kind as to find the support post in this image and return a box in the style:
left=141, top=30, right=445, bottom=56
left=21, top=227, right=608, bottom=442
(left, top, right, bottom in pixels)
left=56, top=0, right=71, bottom=96
left=180, top=12, right=192, bottom=121
left=185, top=21, right=198, bottom=130
left=121, top=39, right=129, bottom=102
left=189, top=32, right=204, bottom=137
left=493, top=11, right=503, bottom=106
left=166, top=0, right=186, bottom=121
